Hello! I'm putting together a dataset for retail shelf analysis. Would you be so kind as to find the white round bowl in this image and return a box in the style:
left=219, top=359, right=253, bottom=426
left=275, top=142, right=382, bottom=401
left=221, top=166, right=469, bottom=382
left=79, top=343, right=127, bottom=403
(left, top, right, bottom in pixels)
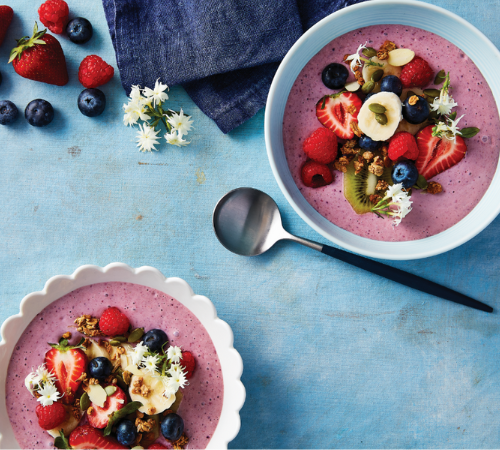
left=265, top=0, right=500, bottom=260
left=0, top=263, right=245, bottom=449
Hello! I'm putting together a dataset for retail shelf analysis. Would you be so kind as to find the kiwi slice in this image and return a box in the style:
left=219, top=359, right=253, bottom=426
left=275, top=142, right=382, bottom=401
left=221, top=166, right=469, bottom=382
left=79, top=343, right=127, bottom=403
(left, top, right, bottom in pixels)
left=343, top=152, right=393, bottom=214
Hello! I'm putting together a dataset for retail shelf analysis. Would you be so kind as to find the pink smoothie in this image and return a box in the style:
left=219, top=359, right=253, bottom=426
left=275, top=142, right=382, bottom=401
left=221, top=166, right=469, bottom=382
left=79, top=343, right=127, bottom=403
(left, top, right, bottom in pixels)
left=6, top=282, right=223, bottom=449
left=283, top=24, right=500, bottom=241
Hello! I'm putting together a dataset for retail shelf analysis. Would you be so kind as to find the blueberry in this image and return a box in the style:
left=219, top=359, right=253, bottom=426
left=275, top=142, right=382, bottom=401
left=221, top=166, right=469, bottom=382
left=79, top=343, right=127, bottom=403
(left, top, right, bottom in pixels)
left=358, top=135, right=379, bottom=151
left=380, top=75, right=403, bottom=96
left=25, top=99, right=54, bottom=127
left=392, top=160, right=419, bottom=188
left=116, top=419, right=137, bottom=446
left=0, top=100, right=19, bottom=125
left=321, top=63, right=348, bottom=89
left=161, top=413, right=184, bottom=441
left=363, top=93, right=375, bottom=104
left=66, top=18, right=93, bottom=44
left=143, top=329, right=168, bottom=353
left=78, top=88, right=106, bottom=117
left=402, top=94, right=430, bottom=124
left=88, top=357, right=113, bottom=381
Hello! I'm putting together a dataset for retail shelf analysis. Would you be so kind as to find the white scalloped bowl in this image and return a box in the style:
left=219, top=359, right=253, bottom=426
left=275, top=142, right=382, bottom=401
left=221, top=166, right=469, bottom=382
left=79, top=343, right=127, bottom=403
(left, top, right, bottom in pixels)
left=265, top=0, right=500, bottom=260
left=0, top=263, right=245, bottom=449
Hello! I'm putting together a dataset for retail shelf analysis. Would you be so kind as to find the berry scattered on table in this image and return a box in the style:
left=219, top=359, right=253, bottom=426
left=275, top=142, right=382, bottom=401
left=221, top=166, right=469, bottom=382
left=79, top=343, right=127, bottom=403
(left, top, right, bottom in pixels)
left=143, top=329, right=168, bottom=352
left=321, top=63, right=349, bottom=89
left=66, top=17, right=93, bottom=44
left=87, top=385, right=127, bottom=429
left=391, top=160, right=419, bottom=188
left=35, top=402, right=66, bottom=430
left=301, top=160, right=333, bottom=188
left=388, top=131, right=419, bottom=161
left=160, top=413, right=184, bottom=441
left=88, top=356, right=113, bottom=381
left=25, top=99, right=54, bottom=127
left=380, top=74, right=403, bottom=96
left=38, top=0, right=69, bottom=34
left=78, top=88, right=106, bottom=117
left=0, top=5, right=14, bottom=46
left=402, top=94, right=429, bottom=124
left=358, top=135, right=379, bottom=151
left=9, top=23, right=69, bottom=86
left=0, top=100, right=19, bottom=125
left=78, top=55, right=114, bottom=89
left=69, top=425, right=127, bottom=449
left=302, top=127, right=338, bottom=164
left=99, top=306, right=130, bottom=336
left=316, top=92, right=362, bottom=139
left=115, top=419, right=137, bottom=446
left=400, top=56, right=433, bottom=88
left=179, top=351, right=196, bottom=379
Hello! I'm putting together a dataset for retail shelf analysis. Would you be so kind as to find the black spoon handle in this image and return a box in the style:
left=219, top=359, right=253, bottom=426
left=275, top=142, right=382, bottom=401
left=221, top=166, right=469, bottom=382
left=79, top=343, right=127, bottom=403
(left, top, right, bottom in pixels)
left=321, top=244, right=493, bottom=313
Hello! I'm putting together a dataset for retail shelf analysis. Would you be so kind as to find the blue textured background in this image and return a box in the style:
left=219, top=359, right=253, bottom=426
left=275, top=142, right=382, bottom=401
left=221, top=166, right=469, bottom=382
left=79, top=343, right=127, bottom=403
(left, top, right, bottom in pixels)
left=1, top=0, right=500, bottom=448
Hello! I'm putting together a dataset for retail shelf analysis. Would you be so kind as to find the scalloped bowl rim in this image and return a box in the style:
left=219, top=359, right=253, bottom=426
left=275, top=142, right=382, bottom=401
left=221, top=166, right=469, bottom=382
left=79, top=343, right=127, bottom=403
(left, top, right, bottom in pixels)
left=265, top=0, right=500, bottom=260
left=0, top=263, right=245, bottom=449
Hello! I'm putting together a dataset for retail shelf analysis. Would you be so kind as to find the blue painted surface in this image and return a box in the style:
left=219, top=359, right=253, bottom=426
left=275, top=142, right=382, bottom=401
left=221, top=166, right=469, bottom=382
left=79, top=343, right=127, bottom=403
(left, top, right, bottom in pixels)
left=0, top=0, right=499, bottom=448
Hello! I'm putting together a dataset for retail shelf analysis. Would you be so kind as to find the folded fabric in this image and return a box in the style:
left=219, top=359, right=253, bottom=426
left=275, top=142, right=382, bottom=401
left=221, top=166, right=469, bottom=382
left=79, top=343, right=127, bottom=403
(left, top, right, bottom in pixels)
left=102, top=0, right=367, bottom=133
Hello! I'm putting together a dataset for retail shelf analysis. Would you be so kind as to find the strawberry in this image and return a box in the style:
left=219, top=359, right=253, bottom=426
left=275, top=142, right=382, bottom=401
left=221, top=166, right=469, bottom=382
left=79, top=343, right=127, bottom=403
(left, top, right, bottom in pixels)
left=35, top=402, right=66, bottom=430
left=78, top=55, right=114, bottom=88
left=400, top=56, right=433, bottom=88
left=388, top=132, right=419, bottom=161
left=302, top=128, right=338, bottom=164
left=316, top=92, right=362, bottom=139
left=99, top=307, right=130, bottom=336
left=8, top=22, right=68, bottom=86
left=87, top=385, right=127, bottom=429
left=416, top=125, right=467, bottom=180
left=180, top=351, right=196, bottom=379
left=0, top=5, right=14, bottom=47
left=38, top=0, right=68, bottom=35
left=44, top=339, right=87, bottom=404
left=301, top=160, right=333, bottom=188
left=69, top=425, right=128, bottom=449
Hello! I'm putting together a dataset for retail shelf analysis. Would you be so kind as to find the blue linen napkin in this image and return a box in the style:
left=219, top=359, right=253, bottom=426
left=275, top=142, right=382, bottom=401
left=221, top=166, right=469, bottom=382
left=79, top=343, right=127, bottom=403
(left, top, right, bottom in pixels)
left=102, top=0, right=366, bottom=133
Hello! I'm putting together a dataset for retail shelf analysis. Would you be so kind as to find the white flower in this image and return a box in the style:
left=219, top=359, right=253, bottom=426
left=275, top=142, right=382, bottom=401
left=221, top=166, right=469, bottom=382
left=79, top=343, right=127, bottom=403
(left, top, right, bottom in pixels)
left=344, top=42, right=367, bottom=73
left=129, top=85, right=144, bottom=102
left=166, top=109, right=193, bottom=137
left=35, top=364, right=56, bottom=385
left=165, top=130, right=190, bottom=147
left=385, top=183, right=405, bottom=201
left=168, top=363, right=184, bottom=377
left=431, top=90, right=458, bottom=116
left=142, top=354, right=159, bottom=375
left=37, top=383, right=61, bottom=406
left=170, top=371, right=187, bottom=389
left=143, top=79, right=169, bottom=108
left=445, top=114, right=464, bottom=140
left=123, top=110, right=139, bottom=126
left=167, top=346, right=183, bottom=364
left=132, top=341, right=149, bottom=366
left=161, top=377, right=178, bottom=397
left=136, top=124, right=161, bottom=152
left=432, top=115, right=464, bottom=142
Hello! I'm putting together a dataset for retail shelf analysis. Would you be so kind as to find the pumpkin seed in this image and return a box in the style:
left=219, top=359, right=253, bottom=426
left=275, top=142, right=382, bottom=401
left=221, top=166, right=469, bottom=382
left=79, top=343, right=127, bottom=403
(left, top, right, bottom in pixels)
left=434, top=69, right=446, bottom=85
left=368, top=103, right=386, bottom=114
left=80, top=392, right=90, bottom=411
left=128, top=327, right=145, bottom=343
left=361, top=81, right=375, bottom=94
left=423, top=88, right=440, bottom=98
left=113, top=336, right=126, bottom=342
left=371, top=69, right=384, bottom=82
left=109, top=339, right=122, bottom=346
left=375, top=113, right=388, bottom=125
left=362, top=47, right=377, bottom=58
left=104, top=385, right=117, bottom=396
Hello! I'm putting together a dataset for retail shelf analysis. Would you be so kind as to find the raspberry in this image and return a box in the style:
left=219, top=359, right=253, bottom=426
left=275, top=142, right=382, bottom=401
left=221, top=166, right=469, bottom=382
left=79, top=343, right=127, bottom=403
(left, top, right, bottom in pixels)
left=38, top=0, right=69, bottom=35
left=36, top=402, right=66, bottom=430
left=99, top=307, right=130, bottom=336
left=303, top=127, right=338, bottom=164
left=78, top=55, right=114, bottom=88
left=301, top=160, right=334, bottom=188
left=400, top=56, right=433, bottom=88
left=180, top=351, right=196, bottom=379
left=388, top=132, right=419, bottom=161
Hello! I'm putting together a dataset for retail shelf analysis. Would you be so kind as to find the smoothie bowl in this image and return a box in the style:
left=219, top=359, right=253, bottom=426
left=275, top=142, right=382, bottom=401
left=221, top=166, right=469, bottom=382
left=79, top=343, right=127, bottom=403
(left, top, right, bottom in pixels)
left=265, top=0, right=500, bottom=260
left=0, top=263, right=245, bottom=449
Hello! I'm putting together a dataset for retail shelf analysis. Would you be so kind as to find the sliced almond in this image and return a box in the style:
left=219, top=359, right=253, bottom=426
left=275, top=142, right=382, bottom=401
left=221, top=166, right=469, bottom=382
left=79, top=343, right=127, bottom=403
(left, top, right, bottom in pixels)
left=344, top=81, right=360, bottom=92
left=388, top=48, right=415, bottom=67
left=88, top=384, right=107, bottom=408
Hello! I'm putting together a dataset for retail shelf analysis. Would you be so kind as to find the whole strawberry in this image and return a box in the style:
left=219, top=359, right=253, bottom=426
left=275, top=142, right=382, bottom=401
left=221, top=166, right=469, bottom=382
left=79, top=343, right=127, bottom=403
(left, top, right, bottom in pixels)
left=36, top=402, right=66, bottom=430
left=78, top=55, right=114, bottom=88
left=38, top=0, right=68, bottom=35
left=400, top=56, right=433, bottom=88
left=303, top=127, right=338, bottom=164
left=0, top=5, right=14, bottom=46
left=180, top=351, right=196, bottom=379
left=8, top=22, right=68, bottom=86
left=99, top=307, right=130, bottom=336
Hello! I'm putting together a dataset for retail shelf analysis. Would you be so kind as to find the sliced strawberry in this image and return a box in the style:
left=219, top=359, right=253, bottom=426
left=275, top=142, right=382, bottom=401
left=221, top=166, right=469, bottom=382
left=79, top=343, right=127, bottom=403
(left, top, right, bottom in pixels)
left=415, top=125, right=440, bottom=174
left=69, top=425, right=127, bottom=449
left=316, top=92, right=362, bottom=139
left=44, top=340, right=87, bottom=404
left=420, top=136, right=467, bottom=180
left=88, top=385, right=127, bottom=429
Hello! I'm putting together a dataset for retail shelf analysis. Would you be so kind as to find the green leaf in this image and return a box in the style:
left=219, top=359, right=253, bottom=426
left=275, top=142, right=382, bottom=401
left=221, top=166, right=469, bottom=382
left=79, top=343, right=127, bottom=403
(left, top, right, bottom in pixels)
left=449, top=111, right=457, bottom=121
left=459, top=127, right=480, bottom=138
left=54, top=430, right=71, bottom=449
left=103, top=401, right=143, bottom=436
left=413, top=174, right=428, bottom=190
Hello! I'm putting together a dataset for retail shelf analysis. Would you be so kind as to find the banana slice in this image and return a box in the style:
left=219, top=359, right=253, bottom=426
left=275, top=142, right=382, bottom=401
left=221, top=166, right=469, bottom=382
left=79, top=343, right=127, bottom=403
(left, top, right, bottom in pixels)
left=47, top=404, right=80, bottom=438
left=107, top=342, right=135, bottom=369
left=129, top=369, right=175, bottom=415
left=84, top=339, right=110, bottom=360
left=357, top=92, right=403, bottom=141
left=400, top=87, right=424, bottom=102
left=362, top=57, right=402, bottom=85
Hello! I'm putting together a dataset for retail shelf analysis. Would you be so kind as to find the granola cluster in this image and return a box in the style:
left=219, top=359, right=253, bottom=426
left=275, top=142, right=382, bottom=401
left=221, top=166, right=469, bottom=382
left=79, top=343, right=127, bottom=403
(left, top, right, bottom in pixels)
left=74, top=315, right=103, bottom=337
left=377, top=40, right=397, bottom=60
left=131, top=376, right=151, bottom=398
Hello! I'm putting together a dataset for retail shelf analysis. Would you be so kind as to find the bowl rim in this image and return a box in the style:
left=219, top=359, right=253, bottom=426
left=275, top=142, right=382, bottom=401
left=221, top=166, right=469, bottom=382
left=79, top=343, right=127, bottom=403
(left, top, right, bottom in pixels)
left=0, top=263, right=245, bottom=449
left=265, top=0, right=500, bottom=260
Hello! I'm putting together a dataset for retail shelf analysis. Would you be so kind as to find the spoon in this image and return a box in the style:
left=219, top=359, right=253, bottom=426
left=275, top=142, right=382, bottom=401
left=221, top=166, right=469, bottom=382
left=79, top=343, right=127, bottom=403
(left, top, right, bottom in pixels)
left=213, top=187, right=493, bottom=313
